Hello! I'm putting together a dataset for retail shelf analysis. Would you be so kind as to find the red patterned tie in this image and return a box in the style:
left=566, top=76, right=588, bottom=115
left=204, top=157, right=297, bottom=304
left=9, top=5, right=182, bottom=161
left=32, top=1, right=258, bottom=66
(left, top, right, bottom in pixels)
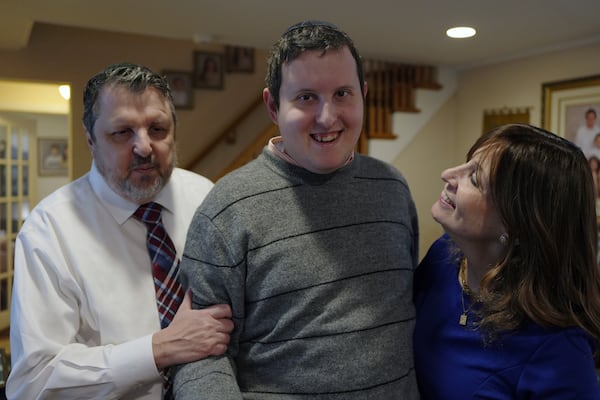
left=134, top=202, right=184, bottom=328
left=134, top=202, right=182, bottom=399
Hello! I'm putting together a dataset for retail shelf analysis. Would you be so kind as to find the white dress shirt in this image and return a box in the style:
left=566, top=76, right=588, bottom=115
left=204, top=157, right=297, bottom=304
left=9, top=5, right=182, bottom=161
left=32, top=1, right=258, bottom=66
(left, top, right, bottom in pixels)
left=574, top=123, right=600, bottom=158
left=6, top=163, right=213, bottom=400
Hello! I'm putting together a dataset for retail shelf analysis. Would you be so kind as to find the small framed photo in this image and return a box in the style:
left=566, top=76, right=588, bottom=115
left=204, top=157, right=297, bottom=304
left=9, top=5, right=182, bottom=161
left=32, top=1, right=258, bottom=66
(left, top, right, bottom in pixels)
left=38, top=137, right=68, bottom=176
left=193, top=51, right=224, bottom=90
left=163, top=70, right=193, bottom=109
left=225, top=46, right=255, bottom=73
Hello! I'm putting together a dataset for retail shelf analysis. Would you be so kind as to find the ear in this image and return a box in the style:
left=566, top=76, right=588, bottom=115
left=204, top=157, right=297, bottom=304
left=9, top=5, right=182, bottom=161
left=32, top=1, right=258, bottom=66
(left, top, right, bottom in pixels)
left=263, top=87, right=279, bottom=125
left=85, top=128, right=94, bottom=153
left=362, top=81, right=368, bottom=99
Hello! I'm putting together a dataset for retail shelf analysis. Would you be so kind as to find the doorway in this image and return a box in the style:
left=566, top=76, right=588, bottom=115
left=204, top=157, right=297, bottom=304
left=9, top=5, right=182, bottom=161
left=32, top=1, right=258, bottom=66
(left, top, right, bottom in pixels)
left=0, top=80, right=70, bottom=363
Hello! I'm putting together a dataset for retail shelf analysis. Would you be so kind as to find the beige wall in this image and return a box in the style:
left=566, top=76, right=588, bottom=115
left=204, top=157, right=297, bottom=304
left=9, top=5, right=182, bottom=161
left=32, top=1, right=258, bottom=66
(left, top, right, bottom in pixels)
left=394, top=42, right=600, bottom=258
left=0, top=22, right=268, bottom=180
left=456, top=43, right=600, bottom=162
left=393, top=95, right=457, bottom=257
left=2, top=22, right=599, bottom=258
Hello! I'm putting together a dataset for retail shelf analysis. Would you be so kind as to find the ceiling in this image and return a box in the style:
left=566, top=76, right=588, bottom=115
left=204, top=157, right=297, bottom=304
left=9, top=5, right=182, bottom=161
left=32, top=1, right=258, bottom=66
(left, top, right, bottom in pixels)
left=3, top=0, right=600, bottom=70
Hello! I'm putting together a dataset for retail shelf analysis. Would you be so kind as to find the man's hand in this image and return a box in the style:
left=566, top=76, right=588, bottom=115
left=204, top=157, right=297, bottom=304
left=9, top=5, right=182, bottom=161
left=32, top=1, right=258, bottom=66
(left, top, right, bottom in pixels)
left=152, top=291, right=233, bottom=369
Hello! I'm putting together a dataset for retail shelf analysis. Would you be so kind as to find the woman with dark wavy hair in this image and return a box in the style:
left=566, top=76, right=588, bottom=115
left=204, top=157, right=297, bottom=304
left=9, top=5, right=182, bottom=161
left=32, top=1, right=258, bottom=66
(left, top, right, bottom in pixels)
left=415, top=123, right=600, bottom=399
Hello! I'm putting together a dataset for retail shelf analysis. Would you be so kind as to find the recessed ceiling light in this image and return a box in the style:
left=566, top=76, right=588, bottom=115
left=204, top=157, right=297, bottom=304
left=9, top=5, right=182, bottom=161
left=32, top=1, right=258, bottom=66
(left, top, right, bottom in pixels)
left=446, top=26, right=476, bottom=39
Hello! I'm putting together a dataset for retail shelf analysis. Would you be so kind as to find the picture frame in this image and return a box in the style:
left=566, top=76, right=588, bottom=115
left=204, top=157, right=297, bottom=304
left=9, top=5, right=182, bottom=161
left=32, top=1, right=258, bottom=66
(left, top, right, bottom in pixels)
left=541, top=74, right=600, bottom=141
left=542, top=75, right=600, bottom=222
left=225, top=46, right=255, bottom=73
left=38, top=137, right=68, bottom=176
left=193, top=51, right=224, bottom=90
left=163, top=70, right=194, bottom=109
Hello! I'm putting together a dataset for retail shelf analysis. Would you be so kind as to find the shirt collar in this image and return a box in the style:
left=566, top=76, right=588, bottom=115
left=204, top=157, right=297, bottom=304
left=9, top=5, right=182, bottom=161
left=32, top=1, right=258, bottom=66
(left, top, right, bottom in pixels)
left=267, top=136, right=355, bottom=168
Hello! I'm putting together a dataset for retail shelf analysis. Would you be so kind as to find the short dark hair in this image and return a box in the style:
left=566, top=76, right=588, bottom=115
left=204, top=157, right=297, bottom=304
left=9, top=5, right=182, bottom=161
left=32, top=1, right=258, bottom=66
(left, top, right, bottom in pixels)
left=265, top=20, right=365, bottom=109
left=585, top=108, right=597, bottom=119
left=82, top=62, right=176, bottom=141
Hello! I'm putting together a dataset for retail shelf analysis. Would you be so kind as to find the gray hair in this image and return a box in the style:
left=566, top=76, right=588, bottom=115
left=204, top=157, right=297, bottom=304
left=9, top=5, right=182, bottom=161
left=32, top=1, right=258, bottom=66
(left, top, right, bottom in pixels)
left=82, top=62, right=176, bottom=141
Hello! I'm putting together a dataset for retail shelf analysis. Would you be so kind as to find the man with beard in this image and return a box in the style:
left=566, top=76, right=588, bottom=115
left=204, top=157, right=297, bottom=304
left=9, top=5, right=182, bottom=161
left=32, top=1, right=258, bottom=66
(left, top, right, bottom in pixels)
left=6, top=63, right=233, bottom=400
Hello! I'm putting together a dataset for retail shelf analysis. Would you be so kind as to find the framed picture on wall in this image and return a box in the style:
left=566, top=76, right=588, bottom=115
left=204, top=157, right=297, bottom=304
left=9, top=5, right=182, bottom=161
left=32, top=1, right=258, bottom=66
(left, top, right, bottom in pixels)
left=193, top=51, right=224, bottom=90
left=38, top=137, right=68, bottom=176
left=542, top=74, right=600, bottom=143
left=542, top=75, right=600, bottom=220
left=163, top=70, right=193, bottom=109
left=225, top=46, right=255, bottom=73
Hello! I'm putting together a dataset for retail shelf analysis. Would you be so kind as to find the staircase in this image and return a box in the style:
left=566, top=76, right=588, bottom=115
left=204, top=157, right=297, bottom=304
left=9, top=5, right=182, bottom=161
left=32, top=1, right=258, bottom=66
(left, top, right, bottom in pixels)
left=186, top=60, right=449, bottom=180
left=363, top=61, right=442, bottom=139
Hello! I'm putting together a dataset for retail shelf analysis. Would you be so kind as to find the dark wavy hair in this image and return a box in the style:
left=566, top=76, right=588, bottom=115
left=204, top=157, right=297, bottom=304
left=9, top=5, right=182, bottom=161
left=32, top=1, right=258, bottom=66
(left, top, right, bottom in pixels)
left=82, top=62, right=176, bottom=141
left=264, top=20, right=365, bottom=109
left=467, top=124, right=600, bottom=355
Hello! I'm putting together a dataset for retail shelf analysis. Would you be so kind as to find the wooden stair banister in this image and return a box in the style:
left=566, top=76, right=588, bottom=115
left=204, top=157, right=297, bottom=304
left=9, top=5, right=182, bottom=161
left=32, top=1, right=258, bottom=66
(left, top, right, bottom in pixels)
left=216, top=123, right=279, bottom=179
left=186, top=59, right=442, bottom=178
left=184, top=96, right=265, bottom=170
left=364, top=60, right=442, bottom=139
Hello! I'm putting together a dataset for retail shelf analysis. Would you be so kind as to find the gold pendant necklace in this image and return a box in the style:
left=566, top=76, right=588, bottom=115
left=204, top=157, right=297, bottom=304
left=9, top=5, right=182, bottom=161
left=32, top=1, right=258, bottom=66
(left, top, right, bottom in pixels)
left=458, top=259, right=477, bottom=326
left=459, top=292, right=468, bottom=326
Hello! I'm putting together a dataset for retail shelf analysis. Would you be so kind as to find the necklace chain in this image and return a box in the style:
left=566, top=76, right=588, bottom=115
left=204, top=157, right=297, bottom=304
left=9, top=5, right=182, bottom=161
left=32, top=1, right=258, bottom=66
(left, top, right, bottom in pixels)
left=458, top=259, right=479, bottom=326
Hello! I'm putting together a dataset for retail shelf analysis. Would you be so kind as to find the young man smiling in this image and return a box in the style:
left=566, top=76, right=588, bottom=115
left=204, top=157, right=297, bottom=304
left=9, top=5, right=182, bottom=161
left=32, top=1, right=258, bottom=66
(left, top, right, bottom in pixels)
left=174, top=21, right=420, bottom=399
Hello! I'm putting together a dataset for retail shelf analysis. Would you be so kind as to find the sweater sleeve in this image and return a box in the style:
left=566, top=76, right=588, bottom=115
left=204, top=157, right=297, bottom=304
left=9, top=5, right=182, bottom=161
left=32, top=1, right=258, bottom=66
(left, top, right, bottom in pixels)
left=174, top=210, right=245, bottom=399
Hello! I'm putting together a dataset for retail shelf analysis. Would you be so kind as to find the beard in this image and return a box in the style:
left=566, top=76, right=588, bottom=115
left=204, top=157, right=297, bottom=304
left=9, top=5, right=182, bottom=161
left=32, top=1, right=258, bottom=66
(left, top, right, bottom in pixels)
left=95, top=150, right=176, bottom=204
left=119, top=168, right=166, bottom=203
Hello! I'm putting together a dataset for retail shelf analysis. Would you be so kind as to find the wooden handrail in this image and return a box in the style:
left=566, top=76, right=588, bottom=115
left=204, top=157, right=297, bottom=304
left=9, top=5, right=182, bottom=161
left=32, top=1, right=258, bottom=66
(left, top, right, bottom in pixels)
left=364, top=60, right=442, bottom=139
left=184, top=95, right=265, bottom=169
left=186, top=59, right=442, bottom=174
left=216, top=123, right=279, bottom=179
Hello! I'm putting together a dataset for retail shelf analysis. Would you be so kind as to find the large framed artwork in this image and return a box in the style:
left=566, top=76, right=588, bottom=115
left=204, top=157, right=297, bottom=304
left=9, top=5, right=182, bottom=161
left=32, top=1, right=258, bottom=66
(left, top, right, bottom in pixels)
left=541, top=74, right=600, bottom=142
left=542, top=75, right=600, bottom=223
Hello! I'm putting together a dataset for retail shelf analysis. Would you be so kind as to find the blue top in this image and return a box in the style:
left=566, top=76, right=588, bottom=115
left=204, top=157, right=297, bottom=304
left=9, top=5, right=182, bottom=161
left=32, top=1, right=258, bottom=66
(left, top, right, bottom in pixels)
left=414, top=235, right=600, bottom=399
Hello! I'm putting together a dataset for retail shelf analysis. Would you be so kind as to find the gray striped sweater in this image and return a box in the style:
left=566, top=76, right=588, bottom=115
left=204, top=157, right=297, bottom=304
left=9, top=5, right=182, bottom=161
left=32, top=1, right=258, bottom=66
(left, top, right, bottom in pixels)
left=174, top=148, right=420, bottom=399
